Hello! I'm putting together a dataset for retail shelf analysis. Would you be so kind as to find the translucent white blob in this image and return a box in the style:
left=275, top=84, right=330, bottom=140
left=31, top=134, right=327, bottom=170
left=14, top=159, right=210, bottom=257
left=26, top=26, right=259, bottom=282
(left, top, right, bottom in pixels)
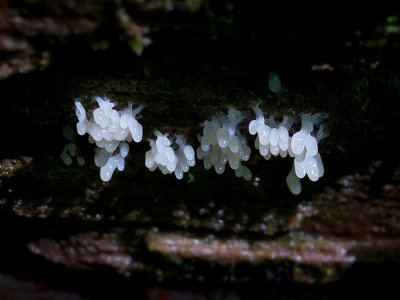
left=270, top=144, right=280, bottom=156
left=235, top=164, right=244, bottom=177
left=305, top=156, right=319, bottom=181
left=249, top=120, right=258, bottom=135
left=315, top=153, right=324, bottom=177
left=166, top=160, right=176, bottom=172
left=184, top=145, right=195, bottom=160
left=304, top=134, right=318, bottom=156
left=187, top=159, right=195, bottom=167
left=95, top=140, right=106, bottom=149
left=228, top=152, right=240, bottom=169
left=145, top=151, right=155, bottom=168
left=117, top=157, right=125, bottom=171
left=286, top=165, right=302, bottom=195
left=179, top=159, right=189, bottom=173
left=108, top=122, right=119, bottom=133
left=294, top=159, right=306, bottom=178
left=263, top=152, right=271, bottom=160
left=113, top=127, right=129, bottom=141
left=242, top=165, right=252, bottom=181
left=219, top=153, right=228, bottom=164
left=242, top=146, right=251, bottom=161
left=270, top=128, right=279, bottom=146
left=216, top=127, right=229, bottom=148
left=109, top=110, right=120, bottom=123
left=203, top=156, right=212, bottom=169
left=75, top=100, right=86, bottom=121
left=295, top=149, right=306, bottom=162
left=165, top=147, right=175, bottom=163
left=259, top=143, right=269, bottom=156
left=76, top=121, right=87, bottom=135
left=120, top=142, right=129, bottom=157
left=278, top=126, right=289, bottom=142
left=258, top=124, right=271, bottom=146
left=120, top=114, right=131, bottom=129
left=93, top=108, right=109, bottom=128
left=100, top=156, right=119, bottom=182
left=228, top=135, right=240, bottom=153
left=156, top=136, right=166, bottom=153
left=214, top=163, right=225, bottom=174
left=104, top=140, right=119, bottom=153
left=201, top=143, right=210, bottom=152
left=88, top=124, right=103, bottom=142
left=129, top=119, right=143, bottom=142
left=279, top=149, right=288, bottom=158
left=279, top=138, right=289, bottom=151
left=103, top=131, right=114, bottom=142
left=196, top=147, right=204, bottom=159
left=174, top=168, right=183, bottom=180
left=291, top=131, right=306, bottom=155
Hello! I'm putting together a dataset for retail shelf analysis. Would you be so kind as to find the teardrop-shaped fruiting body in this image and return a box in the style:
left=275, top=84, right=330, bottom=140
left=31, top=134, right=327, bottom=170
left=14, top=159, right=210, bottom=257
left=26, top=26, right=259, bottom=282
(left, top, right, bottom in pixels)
left=242, top=145, right=251, bottom=161
left=145, top=151, right=154, bottom=168
left=258, top=124, right=271, bottom=146
left=249, top=120, right=258, bottom=135
left=304, top=134, right=318, bottom=156
left=270, top=144, right=280, bottom=156
left=120, top=114, right=131, bottom=129
left=259, top=143, right=269, bottom=156
left=76, top=121, right=87, bottom=135
left=119, top=142, right=129, bottom=158
left=214, top=162, right=225, bottom=174
left=174, top=168, right=183, bottom=180
left=93, top=108, right=110, bottom=128
left=216, top=127, right=229, bottom=148
left=286, top=165, right=302, bottom=195
left=184, top=145, right=195, bottom=160
left=291, top=131, right=307, bottom=155
left=294, top=159, right=306, bottom=178
left=305, top=155, right=319, bottom=181
left=228, top=135, right=240, bottom=153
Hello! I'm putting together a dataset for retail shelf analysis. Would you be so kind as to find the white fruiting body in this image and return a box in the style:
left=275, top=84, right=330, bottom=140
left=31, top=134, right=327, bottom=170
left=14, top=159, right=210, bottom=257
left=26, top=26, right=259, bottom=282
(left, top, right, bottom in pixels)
left=75, top=96, right=144, bottom=181
left=145, top=131, right=196, bottom=180
left=249, top=104, right=327, bottom=194
left=197, top=107, right=252, bottom=181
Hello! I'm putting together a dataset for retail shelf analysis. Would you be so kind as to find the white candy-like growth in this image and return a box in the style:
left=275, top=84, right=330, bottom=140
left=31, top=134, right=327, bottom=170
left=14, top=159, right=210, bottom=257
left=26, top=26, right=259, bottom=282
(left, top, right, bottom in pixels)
left=249, top=104, right=294, bottom=160
left=249, top=104, right=327, bottom=194
left=197, top=107, right=252, bottom=181
left=75, top=96, right=144, bottom=181
left=145, top=131, right=196, bottom=179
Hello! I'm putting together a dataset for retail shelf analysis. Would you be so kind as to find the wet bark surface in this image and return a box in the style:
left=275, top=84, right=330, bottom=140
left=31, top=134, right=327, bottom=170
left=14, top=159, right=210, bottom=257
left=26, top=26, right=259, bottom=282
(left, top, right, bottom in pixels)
left=1, top=1, right=400, bottom=299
